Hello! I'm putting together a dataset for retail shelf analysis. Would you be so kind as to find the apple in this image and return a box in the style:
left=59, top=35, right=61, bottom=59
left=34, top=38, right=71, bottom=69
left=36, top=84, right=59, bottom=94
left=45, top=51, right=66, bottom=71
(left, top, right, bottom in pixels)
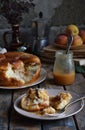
left=72, top=35, right=83, bottom=46
left=79, top=29, right=85, bottom=43
left=66, top=24, right=79, bottom=36
left=55, top=34, right=68, bottom=45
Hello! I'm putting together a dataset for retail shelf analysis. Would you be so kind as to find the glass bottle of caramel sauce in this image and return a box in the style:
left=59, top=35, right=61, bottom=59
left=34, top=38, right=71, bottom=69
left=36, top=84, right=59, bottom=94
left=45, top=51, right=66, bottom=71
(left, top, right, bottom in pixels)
left=53, top=50, right=75, bottom=85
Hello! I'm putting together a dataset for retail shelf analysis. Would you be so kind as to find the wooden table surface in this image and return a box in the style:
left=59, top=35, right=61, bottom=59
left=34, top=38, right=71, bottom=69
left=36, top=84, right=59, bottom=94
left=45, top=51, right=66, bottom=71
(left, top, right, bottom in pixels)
left=0, top=63, right=85, bottom=130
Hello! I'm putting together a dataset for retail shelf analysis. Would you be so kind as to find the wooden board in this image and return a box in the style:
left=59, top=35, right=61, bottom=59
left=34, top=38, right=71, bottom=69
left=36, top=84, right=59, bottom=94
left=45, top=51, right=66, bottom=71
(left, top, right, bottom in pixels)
left=43, top=44, right=85, bottom=59
left=54, top=43, right=85, bottom=50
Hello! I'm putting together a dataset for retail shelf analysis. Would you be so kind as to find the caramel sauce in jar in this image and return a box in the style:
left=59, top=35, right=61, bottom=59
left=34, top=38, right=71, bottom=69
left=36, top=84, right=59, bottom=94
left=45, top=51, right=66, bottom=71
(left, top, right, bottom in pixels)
left=53, top=71, right=75, bottom=85
left=53, top=50, right=75, bottom=85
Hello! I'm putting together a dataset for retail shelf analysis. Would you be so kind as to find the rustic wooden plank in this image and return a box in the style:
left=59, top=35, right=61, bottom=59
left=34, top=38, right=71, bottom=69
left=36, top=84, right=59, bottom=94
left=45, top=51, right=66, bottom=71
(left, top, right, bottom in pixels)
left=10, top=110, right=41, bottom=130
left=10, top=88, right=41, bottom=130
left=72, top=78, right=85, bottom=130
left=41, top=118, right=77, bottom=130
left=65, top=73, right=85, bottom=130
left=0, top=89, right=12, bottom=130
left=49, top=126, right=72, bottom=130
left=65, top=73, right=85, bottom=96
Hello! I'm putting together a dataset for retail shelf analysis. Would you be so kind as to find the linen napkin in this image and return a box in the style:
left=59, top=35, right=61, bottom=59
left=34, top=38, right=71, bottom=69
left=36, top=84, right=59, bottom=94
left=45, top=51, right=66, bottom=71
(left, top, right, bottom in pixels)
left=75, top=64, right=85, bottom=73
left=0, top=47, right=7, bottom=54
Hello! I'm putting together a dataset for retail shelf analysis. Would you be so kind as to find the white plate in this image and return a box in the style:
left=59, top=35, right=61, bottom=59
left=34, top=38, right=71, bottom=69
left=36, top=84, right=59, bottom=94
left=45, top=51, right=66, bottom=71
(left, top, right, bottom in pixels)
left=0, top=68, right=47, bottom=89
left=14, top=89, right=84, bottom=120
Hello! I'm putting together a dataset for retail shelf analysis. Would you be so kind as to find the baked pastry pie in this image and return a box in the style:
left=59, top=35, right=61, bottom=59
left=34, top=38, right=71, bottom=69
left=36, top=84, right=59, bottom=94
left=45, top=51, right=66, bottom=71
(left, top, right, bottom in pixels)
left=21, top=88, right=50, bottom=111
left=0, top=52, right=41, bottom=86
left=50, top=92, right=72, bottom=110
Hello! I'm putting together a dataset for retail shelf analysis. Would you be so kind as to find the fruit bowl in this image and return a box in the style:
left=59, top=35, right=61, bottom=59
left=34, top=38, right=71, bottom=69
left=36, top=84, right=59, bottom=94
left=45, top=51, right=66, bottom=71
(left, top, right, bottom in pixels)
left=54, top=33, right=83, bottom=50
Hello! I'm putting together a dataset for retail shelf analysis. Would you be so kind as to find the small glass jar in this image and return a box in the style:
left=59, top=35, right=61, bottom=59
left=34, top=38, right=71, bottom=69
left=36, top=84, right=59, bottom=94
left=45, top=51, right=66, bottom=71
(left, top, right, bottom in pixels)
left=53, top=50, right=75, bottom=85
